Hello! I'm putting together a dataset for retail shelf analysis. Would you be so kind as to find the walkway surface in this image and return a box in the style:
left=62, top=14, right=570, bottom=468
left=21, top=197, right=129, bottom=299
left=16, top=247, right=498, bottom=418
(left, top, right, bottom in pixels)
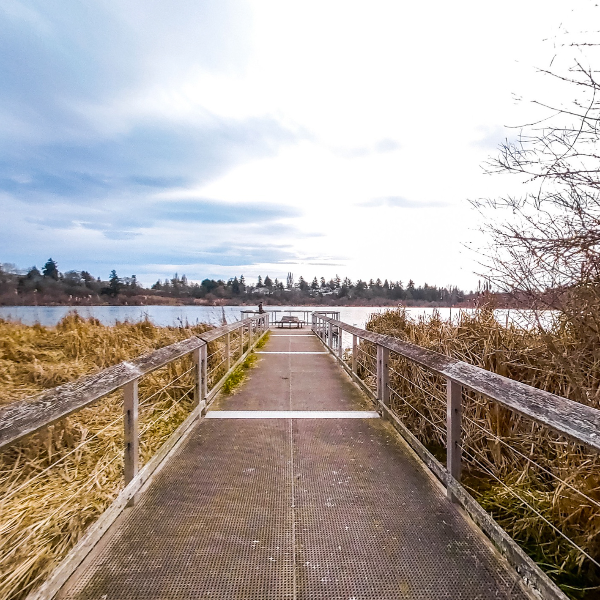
left=59, top=330, right=530, bottom=600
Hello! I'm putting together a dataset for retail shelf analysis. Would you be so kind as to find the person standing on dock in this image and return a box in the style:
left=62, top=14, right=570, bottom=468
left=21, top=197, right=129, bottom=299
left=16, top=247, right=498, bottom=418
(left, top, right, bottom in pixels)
left=258, top=301, right=264, bottom=314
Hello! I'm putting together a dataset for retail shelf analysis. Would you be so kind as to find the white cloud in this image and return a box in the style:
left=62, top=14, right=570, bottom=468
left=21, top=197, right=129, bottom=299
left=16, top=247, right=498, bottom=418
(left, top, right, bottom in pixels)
left=2, top=0, right=599, bottom=288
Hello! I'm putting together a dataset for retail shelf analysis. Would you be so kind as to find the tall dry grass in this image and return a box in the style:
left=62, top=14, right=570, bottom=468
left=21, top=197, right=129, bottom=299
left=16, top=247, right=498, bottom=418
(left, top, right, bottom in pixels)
left=362, top=307, right=600, bottom=598
left=0, top=313, right=212, bottom=600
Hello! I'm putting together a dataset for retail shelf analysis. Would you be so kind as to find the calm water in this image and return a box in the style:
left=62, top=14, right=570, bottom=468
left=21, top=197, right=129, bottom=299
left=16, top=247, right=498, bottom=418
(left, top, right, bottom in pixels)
left=0, top=305, right=485, bottom=330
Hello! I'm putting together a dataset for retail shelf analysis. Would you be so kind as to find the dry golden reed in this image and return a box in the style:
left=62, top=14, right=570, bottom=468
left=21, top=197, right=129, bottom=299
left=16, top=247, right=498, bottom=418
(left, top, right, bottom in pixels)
left=361, top=307, right=600, bottom=598
left=0, top=313, right=212, bottom=600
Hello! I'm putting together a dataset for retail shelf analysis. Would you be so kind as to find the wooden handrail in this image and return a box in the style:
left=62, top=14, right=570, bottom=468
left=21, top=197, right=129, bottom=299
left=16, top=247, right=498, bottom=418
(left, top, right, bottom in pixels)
left=0, top=316, right=266, bottom=450
left=313, top=315, right=600, bottom=453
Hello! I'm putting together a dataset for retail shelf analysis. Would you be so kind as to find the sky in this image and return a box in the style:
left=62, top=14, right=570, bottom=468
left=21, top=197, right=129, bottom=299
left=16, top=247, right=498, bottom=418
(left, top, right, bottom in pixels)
left=0, top=0, right=597, bottom=289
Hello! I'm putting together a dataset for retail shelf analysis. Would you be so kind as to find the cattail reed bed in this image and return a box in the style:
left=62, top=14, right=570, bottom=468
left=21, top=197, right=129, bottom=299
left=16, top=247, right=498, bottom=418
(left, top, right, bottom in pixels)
left=0, top=313, right=214, bottom=600
left=361, top=307, right=600, bottom=598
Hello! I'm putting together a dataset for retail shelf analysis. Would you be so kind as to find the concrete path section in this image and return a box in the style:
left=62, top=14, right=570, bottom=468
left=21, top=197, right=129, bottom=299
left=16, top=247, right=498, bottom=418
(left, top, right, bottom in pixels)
left=58, top=329, right=531, bottom=600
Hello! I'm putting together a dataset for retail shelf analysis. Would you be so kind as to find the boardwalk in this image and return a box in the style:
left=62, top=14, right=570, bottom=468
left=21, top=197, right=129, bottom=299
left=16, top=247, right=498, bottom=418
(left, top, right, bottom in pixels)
left=57, top=329, right=531, bottom=599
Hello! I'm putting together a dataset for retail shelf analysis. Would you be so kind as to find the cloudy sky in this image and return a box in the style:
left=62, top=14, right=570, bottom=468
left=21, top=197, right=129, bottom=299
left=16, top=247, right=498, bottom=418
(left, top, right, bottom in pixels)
left=0, top=0, right=596, bottom=288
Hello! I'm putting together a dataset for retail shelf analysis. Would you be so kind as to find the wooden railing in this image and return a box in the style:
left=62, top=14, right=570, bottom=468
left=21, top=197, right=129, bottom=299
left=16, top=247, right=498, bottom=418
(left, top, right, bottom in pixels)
left=0, top=314, right=269, bottom=600
left=312, top=312, right=600, bottom=600
left=0, top=314, right=270, bottom=452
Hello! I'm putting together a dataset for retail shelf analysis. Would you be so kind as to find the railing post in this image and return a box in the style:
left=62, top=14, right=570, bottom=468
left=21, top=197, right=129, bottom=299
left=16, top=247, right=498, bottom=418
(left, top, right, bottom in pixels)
left=352, top=335, right=357, bottom=374
left=376, top=344, right=390, bottom=407
left=240, top=323, right=245, bottom=355
left=200, top=343, right=208, bottom=402
left=226, top=332, right=231, bottom=372
left=337, top=327, right=343, bottom=359
left=328, top=322, right=333, bottom=350
left=192, top=346, right=202, bottom=415
left=249, top=319, right=254, bottom=347
left=446, top=379, right=462, bottom=502
left=123, top=379, right=139, bottom=503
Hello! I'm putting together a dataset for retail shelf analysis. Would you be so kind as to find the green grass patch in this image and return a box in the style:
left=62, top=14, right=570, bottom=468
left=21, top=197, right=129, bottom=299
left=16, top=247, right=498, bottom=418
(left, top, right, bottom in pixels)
left=255, top=330, right=270, bottom=349
left=221, top=332, right=269, bottom=394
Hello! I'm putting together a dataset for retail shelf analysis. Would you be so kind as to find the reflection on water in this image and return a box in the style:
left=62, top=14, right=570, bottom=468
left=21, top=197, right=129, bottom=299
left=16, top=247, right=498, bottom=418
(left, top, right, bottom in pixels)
left=0, top=304, right=534, bottom=331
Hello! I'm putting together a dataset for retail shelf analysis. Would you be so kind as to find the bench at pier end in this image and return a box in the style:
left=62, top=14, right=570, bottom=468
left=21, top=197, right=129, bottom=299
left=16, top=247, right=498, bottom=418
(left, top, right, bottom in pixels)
left=275, top=315, right=305, bottom=328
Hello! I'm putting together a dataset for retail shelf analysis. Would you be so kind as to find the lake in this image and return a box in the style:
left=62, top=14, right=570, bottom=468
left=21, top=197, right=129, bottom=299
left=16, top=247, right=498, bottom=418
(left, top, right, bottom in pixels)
left=0, top=305, right=486, bottom=330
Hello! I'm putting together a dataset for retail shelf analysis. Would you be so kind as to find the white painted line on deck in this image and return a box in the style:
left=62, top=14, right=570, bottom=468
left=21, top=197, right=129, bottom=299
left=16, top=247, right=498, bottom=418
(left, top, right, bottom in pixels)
left=206, top=410, right=380, bottom=419
left=256, top=351, right=328, bottom=354
left=270, top=335, right=315, bottom=337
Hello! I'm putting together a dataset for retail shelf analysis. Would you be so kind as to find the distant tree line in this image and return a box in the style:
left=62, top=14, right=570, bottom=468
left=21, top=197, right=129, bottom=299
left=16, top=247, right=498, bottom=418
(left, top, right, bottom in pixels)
left=150, top=272, right=467, bottom=304
left=0, top=259, right=142, bottom=305
left=0, top=260, right=470, bottom=306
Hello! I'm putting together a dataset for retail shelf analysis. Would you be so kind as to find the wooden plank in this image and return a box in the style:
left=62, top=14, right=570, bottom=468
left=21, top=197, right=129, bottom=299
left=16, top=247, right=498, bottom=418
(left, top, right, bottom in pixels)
left=320, top=316, right=600, bottom=453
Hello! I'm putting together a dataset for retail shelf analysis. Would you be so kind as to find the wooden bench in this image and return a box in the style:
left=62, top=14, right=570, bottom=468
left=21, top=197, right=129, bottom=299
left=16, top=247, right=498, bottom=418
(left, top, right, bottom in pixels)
left=275, top=316, right=305, bottom=328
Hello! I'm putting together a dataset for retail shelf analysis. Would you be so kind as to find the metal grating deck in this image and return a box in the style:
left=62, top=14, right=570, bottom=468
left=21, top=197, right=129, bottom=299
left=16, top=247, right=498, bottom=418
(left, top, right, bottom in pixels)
left=58, top=329, right=531, bottom=600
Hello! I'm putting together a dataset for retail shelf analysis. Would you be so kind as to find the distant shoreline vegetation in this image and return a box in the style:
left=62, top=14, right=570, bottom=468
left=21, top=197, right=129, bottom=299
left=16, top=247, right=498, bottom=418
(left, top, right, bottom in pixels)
left=0, top=259, right=493, bottom=308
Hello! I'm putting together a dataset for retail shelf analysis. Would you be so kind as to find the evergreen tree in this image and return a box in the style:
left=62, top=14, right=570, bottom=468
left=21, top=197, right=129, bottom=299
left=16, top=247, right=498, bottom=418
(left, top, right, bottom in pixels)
left=108, top=270, right=121, bottom=296
left=311, top=277, right=319, bottom=290
left=264, top=275, right=273, bottom=289
left=231, top=276, right=240, bottom=294
left=43, top=258, right=59, bottom=280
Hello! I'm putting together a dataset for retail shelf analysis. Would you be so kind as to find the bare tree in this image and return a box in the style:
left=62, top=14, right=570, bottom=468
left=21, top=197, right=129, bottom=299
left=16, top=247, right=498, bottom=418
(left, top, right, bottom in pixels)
left=473, top=27, right=600, bottom=404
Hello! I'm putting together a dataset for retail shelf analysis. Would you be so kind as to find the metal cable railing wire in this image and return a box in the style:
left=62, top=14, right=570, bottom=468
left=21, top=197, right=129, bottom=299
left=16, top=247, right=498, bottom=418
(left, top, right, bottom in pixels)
left=460, top=412, right=600, bottom=512
left=387, top=385, right=447, bottom=437
left=0, top=451, right=122, bottom=569
left=138, top=386, right=195, bottom=438
left=139, top=364, right=196, bottom=407
left=460, top=446, right=600, bottom=570
left=389, top=364, right=447, bottom=408
left=0, top=407, right=124, bottom=505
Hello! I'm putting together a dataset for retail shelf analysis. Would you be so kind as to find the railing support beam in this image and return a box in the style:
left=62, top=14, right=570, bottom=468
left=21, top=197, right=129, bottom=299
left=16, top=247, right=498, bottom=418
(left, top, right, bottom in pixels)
left=377, top=345, right=390, bottom=407
left=200, top=344, right=208, bottom=405
left=124, top=379, right=139, bottom=505
left=352, top=335, right=357, bottom=374
left=193, top=346, right=205, bottom=416
left=226, top=332, right=231, bottom=372
left=446, top=379, right=462, bottom=502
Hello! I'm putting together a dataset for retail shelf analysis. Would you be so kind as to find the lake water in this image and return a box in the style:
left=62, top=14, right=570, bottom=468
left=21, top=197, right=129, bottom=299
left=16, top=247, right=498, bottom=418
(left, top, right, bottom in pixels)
left=0, top=305, right=490, bottom=330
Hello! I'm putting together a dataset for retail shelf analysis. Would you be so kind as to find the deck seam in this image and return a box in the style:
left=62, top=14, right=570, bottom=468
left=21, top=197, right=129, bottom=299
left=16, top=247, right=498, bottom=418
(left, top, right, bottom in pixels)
left=288, top=338, right=298, bottom=600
